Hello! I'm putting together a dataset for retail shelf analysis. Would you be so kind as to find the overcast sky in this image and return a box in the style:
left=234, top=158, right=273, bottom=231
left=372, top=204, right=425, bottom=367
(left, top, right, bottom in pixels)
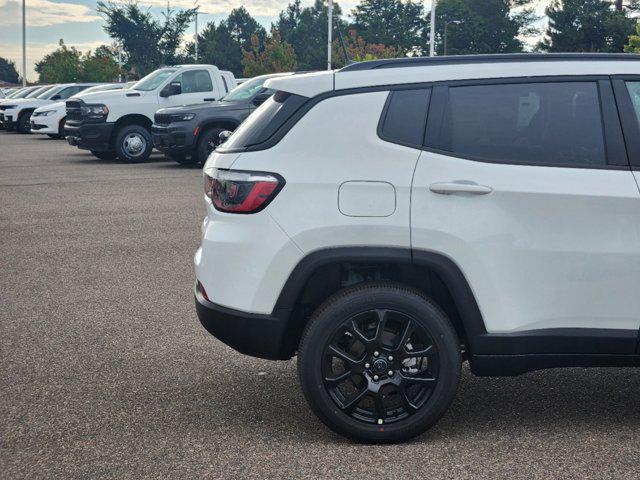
left=0, top=0, right=550, bottom=82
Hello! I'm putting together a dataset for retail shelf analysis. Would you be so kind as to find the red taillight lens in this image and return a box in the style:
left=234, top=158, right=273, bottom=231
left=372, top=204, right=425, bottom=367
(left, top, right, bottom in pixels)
left=204, top=169, right=284, bottom=214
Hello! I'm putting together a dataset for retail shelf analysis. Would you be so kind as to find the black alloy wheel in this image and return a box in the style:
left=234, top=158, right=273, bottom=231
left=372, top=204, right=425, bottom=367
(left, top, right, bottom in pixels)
left=298, top=283, right=461, bottom=443
left=322, top=308, right=439, bottom=425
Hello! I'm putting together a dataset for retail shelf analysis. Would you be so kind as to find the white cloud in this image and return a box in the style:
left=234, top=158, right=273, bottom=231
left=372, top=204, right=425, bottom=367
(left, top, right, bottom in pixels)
left=2, top=40, right=107, bottom=82
left=0, top=0, right=100, bottom=27
left=135, top=0, right=361, bottom=17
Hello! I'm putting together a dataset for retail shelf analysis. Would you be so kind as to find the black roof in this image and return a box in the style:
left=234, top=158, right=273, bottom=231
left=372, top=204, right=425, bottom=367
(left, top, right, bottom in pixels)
left=339, top=53, right=640, bottom=72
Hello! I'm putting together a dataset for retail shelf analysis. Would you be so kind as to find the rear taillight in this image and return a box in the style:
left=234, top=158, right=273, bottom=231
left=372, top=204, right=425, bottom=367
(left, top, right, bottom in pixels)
left=204, top=169, right=284, bottom=214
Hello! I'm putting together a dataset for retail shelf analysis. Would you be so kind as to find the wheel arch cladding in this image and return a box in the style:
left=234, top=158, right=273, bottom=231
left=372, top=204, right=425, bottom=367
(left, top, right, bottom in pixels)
left=274, top=247, right=487, bottom=358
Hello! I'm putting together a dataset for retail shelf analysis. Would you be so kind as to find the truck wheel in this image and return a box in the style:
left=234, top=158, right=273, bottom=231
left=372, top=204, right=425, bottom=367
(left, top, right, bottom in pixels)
left=91, top=150, right=116, bottom=160
left=17, top=112, right=31, bottom=134
left=298, top=282, right=461, bottom=443
left=195, top=127, right=226, bottom=166
left=114, top=124, right=153, bottom=163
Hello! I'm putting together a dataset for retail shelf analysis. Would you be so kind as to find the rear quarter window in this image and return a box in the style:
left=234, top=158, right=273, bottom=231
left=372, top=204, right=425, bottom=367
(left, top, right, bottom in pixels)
left=218, top=91, right=307, bottom=152
left=378, top=88, right=431, bottom=148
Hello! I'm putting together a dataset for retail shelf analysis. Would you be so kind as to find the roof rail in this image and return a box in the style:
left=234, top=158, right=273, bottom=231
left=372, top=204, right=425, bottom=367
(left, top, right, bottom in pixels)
left=339, top=53, right=640, bottom=72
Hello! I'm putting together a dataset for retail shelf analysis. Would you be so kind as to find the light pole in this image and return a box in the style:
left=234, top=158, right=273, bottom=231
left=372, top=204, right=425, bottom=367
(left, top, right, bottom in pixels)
left=429, top=0, right=436, bottom=57
left=444, top=20, right=462, bottom=56
left=117, top=44, right=122, bottom=83
left=22, top=0, right=26, bottom=85
left=327, top=0, right=333, bottom=70
left=194, top=0, right=199, bottom=63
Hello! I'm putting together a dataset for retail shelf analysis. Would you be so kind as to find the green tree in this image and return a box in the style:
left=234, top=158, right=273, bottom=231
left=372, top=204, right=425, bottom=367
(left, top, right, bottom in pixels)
left=539, top=0, right=636, bottom=52
left=35, top=39, right=83, bottom=83
left=97, top=1, right=196, bottom=77
left=227, top=6, right=267, bottom=52
left=275, top=0, right=347, bottom=70
left=242, top=31, right=297, bottom=77
left=81, top=45, right=121, bottom=82
left=427, top=0, right=538, bottom=55
left=185, top=7, right=267, bottom=76
left=331, top=30, right=397, bottom=68
left=0, top=57, right=20, bottom=84
left=351, top=0, right=425, bottom=55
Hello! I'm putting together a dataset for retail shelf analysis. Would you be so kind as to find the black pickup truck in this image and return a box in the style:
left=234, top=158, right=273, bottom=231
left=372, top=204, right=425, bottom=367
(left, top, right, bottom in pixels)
left=151, top=73, right=292, bottom=166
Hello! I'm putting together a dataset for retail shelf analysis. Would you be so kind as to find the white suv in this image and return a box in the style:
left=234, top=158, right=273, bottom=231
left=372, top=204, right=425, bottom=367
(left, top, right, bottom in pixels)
left=194, top=54, right=640, bottom=443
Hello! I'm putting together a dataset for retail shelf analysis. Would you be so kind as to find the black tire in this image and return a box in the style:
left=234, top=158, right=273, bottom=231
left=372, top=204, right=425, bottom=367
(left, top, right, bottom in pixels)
left=298, top=282, right=461, bottom=443
left=195, top=127, right=226, bottom=166
left=168, top=154, right=197, bottom=166
left=114, top=124, right=153, bottom=163
left=90, top=150, right=117, bottom=160
left=57, top=117, right=66, bottom=138
left=17, top=112, right=31, bottom=133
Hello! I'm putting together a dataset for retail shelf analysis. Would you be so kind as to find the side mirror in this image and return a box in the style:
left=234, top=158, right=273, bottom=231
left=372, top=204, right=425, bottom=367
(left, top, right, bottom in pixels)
left=50, top=94, right=61, bottom=100
left=252, top=92, right=272, bottom=106
left=160, top=81, right=182, bottom=97
left=219, top=130, right=233, bottom=144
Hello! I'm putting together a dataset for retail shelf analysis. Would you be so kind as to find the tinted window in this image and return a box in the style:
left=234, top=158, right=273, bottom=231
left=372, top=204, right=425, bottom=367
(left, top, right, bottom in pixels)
left=55, top=86, right=82, bottom=100
left=625, top=81, right=640, bottom=124
left=218, top=91, right=307, bottom=152
left=380, top=88, right=431, bottom=147
left=178, top=70, right=213, bottom=94
left=440, top=82, right=605, bottom=166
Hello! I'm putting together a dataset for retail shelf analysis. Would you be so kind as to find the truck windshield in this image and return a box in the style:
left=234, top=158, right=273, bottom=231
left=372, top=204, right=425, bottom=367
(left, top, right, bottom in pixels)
left=132, top=68, right=178, bottom=91
left=222, top=76, right=271, bottom=102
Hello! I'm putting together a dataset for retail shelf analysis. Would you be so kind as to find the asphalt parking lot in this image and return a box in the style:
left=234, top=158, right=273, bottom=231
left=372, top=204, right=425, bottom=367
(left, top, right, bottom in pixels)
left=1, top=131, right=640, bottom=479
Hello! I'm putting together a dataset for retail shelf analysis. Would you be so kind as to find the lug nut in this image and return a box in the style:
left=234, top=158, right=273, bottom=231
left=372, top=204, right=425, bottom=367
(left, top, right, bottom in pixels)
left=388, top=355, right=393, bottom=361
left=388, top=370, right=393, bottom=376
left=374, top=351, right=380, bottom=357
left=365, top=363, right=370, bottom=369
left=373, top=375, right=379, bottom=381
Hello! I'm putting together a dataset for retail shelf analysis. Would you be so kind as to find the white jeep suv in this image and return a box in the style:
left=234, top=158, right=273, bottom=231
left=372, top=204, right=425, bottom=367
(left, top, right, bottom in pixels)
left=194, top=54, right=640, bottom=443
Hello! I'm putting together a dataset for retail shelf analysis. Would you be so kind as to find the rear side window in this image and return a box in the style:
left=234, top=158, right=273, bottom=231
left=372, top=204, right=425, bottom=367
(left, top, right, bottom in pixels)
left=439, top=82, right=606, bottom=167
left=178, top=70, right=213, bottom=94
left=379, top=88, right=431, bottom=147
left=218, top=91, right=307, bottom=152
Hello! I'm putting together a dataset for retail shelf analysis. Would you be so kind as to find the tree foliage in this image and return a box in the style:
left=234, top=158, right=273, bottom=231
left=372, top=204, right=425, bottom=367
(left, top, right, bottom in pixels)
left=81, top=46, right=121, bottom=82
left=427, top=0, right=538, bottom=55
left=0, top=57, right=20, bottom=84
left=274, top=0, right=346, bottom=70
left=539, top=0, right=636, bottom=52
left=242, top=32, right=297, bottom=77
left=35, top=39, right=83, bottom=83
left=97, top=1, right=195, bottom=77
left=186, top=7, right=267, bottom=76
left=331, top=30, right=397, bottom=68
left=352, top=0, right=425, bottom=55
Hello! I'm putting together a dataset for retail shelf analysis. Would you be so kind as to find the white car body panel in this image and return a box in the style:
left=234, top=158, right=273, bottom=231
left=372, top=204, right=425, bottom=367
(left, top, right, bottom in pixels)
left=264, top=71, right=334, bottom=98
left=30, top=101, right=66, bottom=134
left=411, top=152, right=640, bottom=333
left=197, top=57, right=640, bottom=336
left=201, top=91, right=420, bottom=313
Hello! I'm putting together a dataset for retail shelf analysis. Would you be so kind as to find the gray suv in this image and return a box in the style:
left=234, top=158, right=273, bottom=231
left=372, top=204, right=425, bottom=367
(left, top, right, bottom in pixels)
left=152, top=73, right=293, bottom=166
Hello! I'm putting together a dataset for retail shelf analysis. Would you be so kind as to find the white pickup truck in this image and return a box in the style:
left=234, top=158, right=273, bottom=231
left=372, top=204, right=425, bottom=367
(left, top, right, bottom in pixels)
left=65, top=64, right=236, bottom=162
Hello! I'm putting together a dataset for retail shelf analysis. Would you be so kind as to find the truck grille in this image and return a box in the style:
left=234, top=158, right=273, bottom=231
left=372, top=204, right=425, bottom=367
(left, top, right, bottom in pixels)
left=154, top=113, right=171, bottom=126
left=66, top=100, right=83, bottom=122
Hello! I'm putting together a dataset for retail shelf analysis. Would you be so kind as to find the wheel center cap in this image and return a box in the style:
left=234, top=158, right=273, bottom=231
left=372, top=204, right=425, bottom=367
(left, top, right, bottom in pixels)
left=372, top=358, right=388, bottom=374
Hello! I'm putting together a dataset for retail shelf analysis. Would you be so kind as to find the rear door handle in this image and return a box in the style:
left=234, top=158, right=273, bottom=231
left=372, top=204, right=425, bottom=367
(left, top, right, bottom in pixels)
left=204, top=98, right=216, bottom=101
left=429, top=182, right=493, bottom=195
